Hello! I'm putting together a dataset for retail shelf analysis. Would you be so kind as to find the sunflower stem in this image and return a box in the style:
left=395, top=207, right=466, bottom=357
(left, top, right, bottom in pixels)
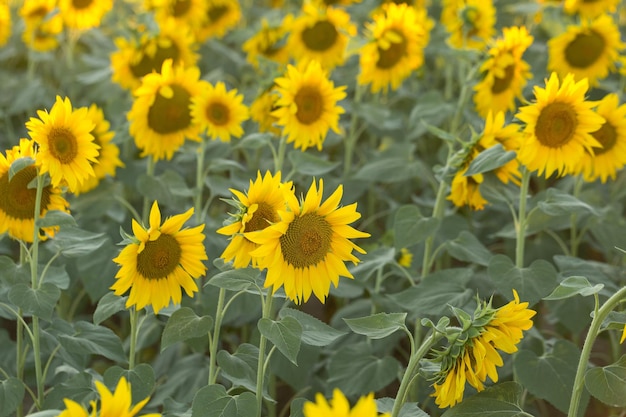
left=128, top=307, right=140, bottom=371
left=208, top=288, right=226, bottom=385
left=195, top=139, right=207, bottom=224
left=568, top=286, right=626, bottom=417
left=515, top=167, right=531, bottom=268
left=343, top=84, right=363, bottom=179
left=142, top=156, right=156, bottom=224
left=274, top=135, right=288, bottom=173
left=256, top=291, right=274, bottom=417
left=570, top=175, right=584, bottom=257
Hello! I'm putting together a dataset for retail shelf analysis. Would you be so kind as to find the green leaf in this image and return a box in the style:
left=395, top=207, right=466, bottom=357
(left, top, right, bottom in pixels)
left=422, top=121, right=457, bottom=143
left=440, top=382, right=526, bottom=417
left=585, top=355, right=626, bottom=407
left=354, top=158, right=423, bottom=183
left=543, top=276, right=604, bottom=300
left=514, top=339, right=581, bottom=413
left=191, top=384, right=257, bottom=417
left=8, top=156, right=34, bottom=181
left=344, top=312, right=407, bottom=339
left=0, top=256, right=29, bottom=285
left=376, top=398, right=430, bottom=417
left=288, top=151, right=341, bottom=176
left=258, top=316, right=302, bottom=365
left=446, top=231, right=493, bottom=266
left=538, top=188, right=600, bottom=217
left=464, top=144, right=517, bottom=177
left=216, top=346, right=258, bottom=394
left=289, top=398, right=306, bottom=417
left=161, top=307, right=213, bottom=352
left=38, top=210, right=77, bottom=228
left=488, top=254, right=557, bottom=306
left=8, top=282, right=61, bottom=321
left=93, top=293, right=127, bottom=325
left=0, top=377, right=25, bottom=417
left=393, top=205, right=440, bottom=249
left=206, top=268, right=261, bottom=291
left=349, top=247, right=396, bottom=281
left=235, top=132, right=273, bottom=150
left=279, top=308, right=347, bottom=346
left=137, top=169, right=194, bottom=206
left=57, top=321, right=127, bottom=363
left=103, top=364, right=156, bottom=405
left=50, top=227, right=108, bottom=257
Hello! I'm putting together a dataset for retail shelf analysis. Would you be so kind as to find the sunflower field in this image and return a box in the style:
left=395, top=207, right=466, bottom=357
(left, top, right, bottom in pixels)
left=1, top=0, right=626, bottom=416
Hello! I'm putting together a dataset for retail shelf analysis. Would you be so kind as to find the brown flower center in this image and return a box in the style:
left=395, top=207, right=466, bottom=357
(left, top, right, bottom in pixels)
left=72, top=0, right=94, bottom=10
left=130, top=39, right=181, bottom=79
left=294, top=86, right=324, bottom=125
left=0, top=165, right=52, bottom=220
left=564, top=31, right=605, bottom=69
left=591, top=121, right=616, bottom=156
left=535, top=102, right=578, bottom=148
left=206, top=102, right=230, bottom=126
left=301, top=20, right=338, bottom=52
left=136, top=234, right=182, bottom=279
left=48, top=127, right=79, bottom=164
left=280, top=213, right=333, bottom=268
left=208, top=5, right=228, bottom=23
left=377, top=30, right=407, bottom=69
left=147, top=84, right=193, bottom=134
left=244, top=202, right=280, bottom=233
left=491, top=64, right=515, bottom=94
left=173, top=0, right=191, bottom=17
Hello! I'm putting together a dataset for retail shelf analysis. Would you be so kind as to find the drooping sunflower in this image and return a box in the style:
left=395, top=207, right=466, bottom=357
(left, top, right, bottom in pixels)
left=250, top=88, right=281, bottom=136
left=191, top=81, right=249, bottom=142
left=112, top=201, right=208, bottom=314
left=58, top=0, right=113, bottom=30
left=515, top=72, right=605, bottom=178
left=358, top=2, right=433, bottom=94
left=441, top=0, right=495, bottom=50
left=563, top=0, right=620, bottom=18
left=19, top=0, right=64, bottom=52
left=576, top=93, right=626, bottom=182
left=73, top=104, right=124, bottom=195
left=303, top=389, right=390, bottom=417
left=57, top=377, right=160, bottom=417
left=548, top=14, right=623, bottom=87
left=242, top=17, right=292, bottom=69
left=152, top=0, right=207, bottom=31
left=474, top=26, right=534, bottom=117
left=217, top=171, right=293, bottom=268
left=194, top=0, right=242, bottom=41
left=111, top=19, right=198, bottom=91
left=0, top=139, right=69, bottom=242
left=0, top=2, right=11, bottom=47
left=447, top=162, right=488, bottom=211
left=479, top=111, right=523, bottom=185
left=272, top=60, right=347, bottom=151
left=286, top=4, right=356, bottom=69
left=25, top=96, right=99, bottom=193
left=128, top=59, right=203, bottom=161
left=247, top=179, right=370, bottom=304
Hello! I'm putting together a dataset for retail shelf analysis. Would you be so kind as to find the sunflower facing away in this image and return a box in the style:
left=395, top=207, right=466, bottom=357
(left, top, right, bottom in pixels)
left=272, top=60, right=347, bottom=151
left=26, top=96, right=100, bottom=193
left=128, top=59, right=204, bottom=161
left=479, top=111, right=523, bottom=185
left=447, top=158, right=488, bottom=211
left=112, top=201, right=208, bottom=314
left=0, top=139, right=69, bottom=242
left=563, top=0, right=620, bottom=18
left=152, top=0, right=207, bottom=31
left=56, top=376, right=160, bottom=417
left=286, top=4, right=356, bottom=69
left=358, top=2, right=433, bottom=94
left=191, top=81, right=249, bottom=142
left=303, top=389, right=390, bottom=417
left=247, top=178, right=370, bottom=304
left=19, top=0, right=64, bottom=52
left=250, top=88, right=281, bottom=136
left=58, top=0, right=113, bottom=30
left=548, top=14, right=623, bottom=87
left=441, top=0, right=495, bottom=50
left=194, top=0, right=242, bottom=41
left=217, top=171, right=293, bottom=268
left=242, top=17, right=292, bottom=69
left=474, top=26, right=534, bottom=117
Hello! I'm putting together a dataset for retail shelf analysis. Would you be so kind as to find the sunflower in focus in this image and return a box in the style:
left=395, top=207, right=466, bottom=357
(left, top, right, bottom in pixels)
left=26, top=96, right=99, bottom=193
left=20, top=0, right=64, bottom=52
left=128, top=59, right=203, bottom=161
left=0, top=2, right=11, bottom=47
left=111, top=20, right=198, bottom=91
left=194, top=0, right=241, bottom=41
left=576, top=94, right=626, bottom=183
left=548, top=14, right=623, bottom=87
left=515, top=72, right=605, bottom=178
left=358, top=2, right=433, bottom=94
left=58, top=0, right=113, bottom=30
left=242, top=17, right=291, bottom=69
left=191, top=81, right=249, bottom=142
left=474, top=26, right=533, bottom=117
left=57, top=376, right=160, bottom=417
left=0, top=139, right=69, bottom=243
left=73, top=104, right=124, bottom=195
left=272, top=60, right=347, bottom=151
left=303, top=389, right=390, bottom=417
left=152, top=0, right=207, bottom=30
left=247, top=179, right=370, bottom=304
left=217, top=171, right=293, bottom=268
left=286, top=4, right=356, bottom=69
left=251, top=88, right=281, bottom=136
left=112, top=201, right=207, bottom=314
left=563, top=0, right=620, bottom=18
left=441, top=0, right=495, bottom=50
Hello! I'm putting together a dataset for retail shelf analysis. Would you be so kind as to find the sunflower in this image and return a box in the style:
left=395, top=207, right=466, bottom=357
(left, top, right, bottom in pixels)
left=25, top=96, right=99, bottom=193
left=479, top=111, right=523, bottom=185
left=358, top=2, right=433, bottom=94
left=152, top=0, right=207, bottom=31
left=441, top=0, right=495, bottom=50
left=57, top=377, right=160, bottom=417
left=111, top=19, right=198, bottom=91
left=286, top=4, right=356, bottom=69
left=515, top=72, right=605, bottom=178
left=548, top=14, right=623, bottom=87
left=217, top=171, right=293, bottom=268
left=112, top=201, right=207, bottom=314
left=576, top=93, right=626, bottom=182
left=474, top=26, right=534, bottom=117
left=73, top=104, right=124, bottom=195
left=272, top=60, right=346, bottom=151
left=397, top=247, right=413, bottom=268
left=303, top=389, right=390, bottom=417
left=247, top=179, right=370, bottom=304
left=191, top=81, right=249, bottom=142
left=128, top=59, right=203, bottom=161
left=250, top=88, right=281, bottom=136
left=563, top=0, right=620, bottom=18
left=242, top=17, right=291, bottom=69
left=311, top=0, right=362, bottom=6
left=0, top=2, right=11, bottom=47
left=194, top=0, right=241, bottom=42
left=447, top=163, right=488, bottom=211
left=621, top=325, right=626, bottom=344
left=58, top=0, right=113, bottom=30
left=19, top=0, right=64, bottom=52
left=0, top=139, right=69, bottom=243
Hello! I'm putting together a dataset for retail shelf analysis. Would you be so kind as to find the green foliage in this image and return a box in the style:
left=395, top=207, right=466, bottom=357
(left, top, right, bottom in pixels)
left=258, top=316, right=302, bottom=365
left=161, top=307, right=214, bottom=352
left=191, top=385, right=258, bottom=417
left=584, top=355, right=626, bottom=408
left=439, top=382, right=529, bottom=417
left=488, top=255, right=557, bottom=306
left=343, top=312, right=407, bottom=339
left=0, top=377, right=25, bottom=417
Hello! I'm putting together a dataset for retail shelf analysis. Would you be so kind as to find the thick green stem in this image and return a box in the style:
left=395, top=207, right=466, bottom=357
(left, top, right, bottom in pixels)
left=256, top=292, right=274, bottom=417
left=421, top=178, right=448, bottom=277
left=570, top=176, right=583, bottom=257
left=274, top=135, right=288, bottom=173
left=516, top=167, right=531, bottom=268
left=568, top=286, right=626, bottom=417
left=128, top=307, right=140, bottom=370
left=208, top=288, right=226, bottom=385
left=195, top=140, right=207, bottom=224
left=343, top=85, right=363, bottom=179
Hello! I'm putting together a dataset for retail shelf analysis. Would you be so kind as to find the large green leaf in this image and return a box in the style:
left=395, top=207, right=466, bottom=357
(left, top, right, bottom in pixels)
left=8, top=282, right=61, bottom=321
left=57, top=321, right=127, bottom=363
left=349, top=247, right=396, bottom=281
left=488, top=255, right=557, bottom=306
left=343, top=312, right=407, bottom=340
left=538, top=188, right=599, bottom=217
left=288, top=151, right=340, bottom=176
left=161, top=307, right=213, bottom=352
left=93, top=293, right=127, bottom=325
left=258, top=316, right=302, bottom=365
left=440, top=382, right=528, bottom=417
left=216, top=346, right=258, bottom=394
left=191, top=384, right=257, bottom=417
left=585, top=355, right=626, bottom=407
left=50, top=227, right=109, bottom=257
left=354, top=158, right=423, bottom=183
left=543, top=276, right=604, bottom=300
left=278, top=308, right=347, bottom=346
left=393, top=205, right=440, bottom=249
left=464, top=144, right=517, bottom=177
left=206, top=268, right=260, bottom=291
left=0, top=377, right=25, bottom=417
left=103, top=364, right=156, bottom=405
left=445, top=231, right=493, bottom=266
left=376, top=398, right=430, bottom=417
